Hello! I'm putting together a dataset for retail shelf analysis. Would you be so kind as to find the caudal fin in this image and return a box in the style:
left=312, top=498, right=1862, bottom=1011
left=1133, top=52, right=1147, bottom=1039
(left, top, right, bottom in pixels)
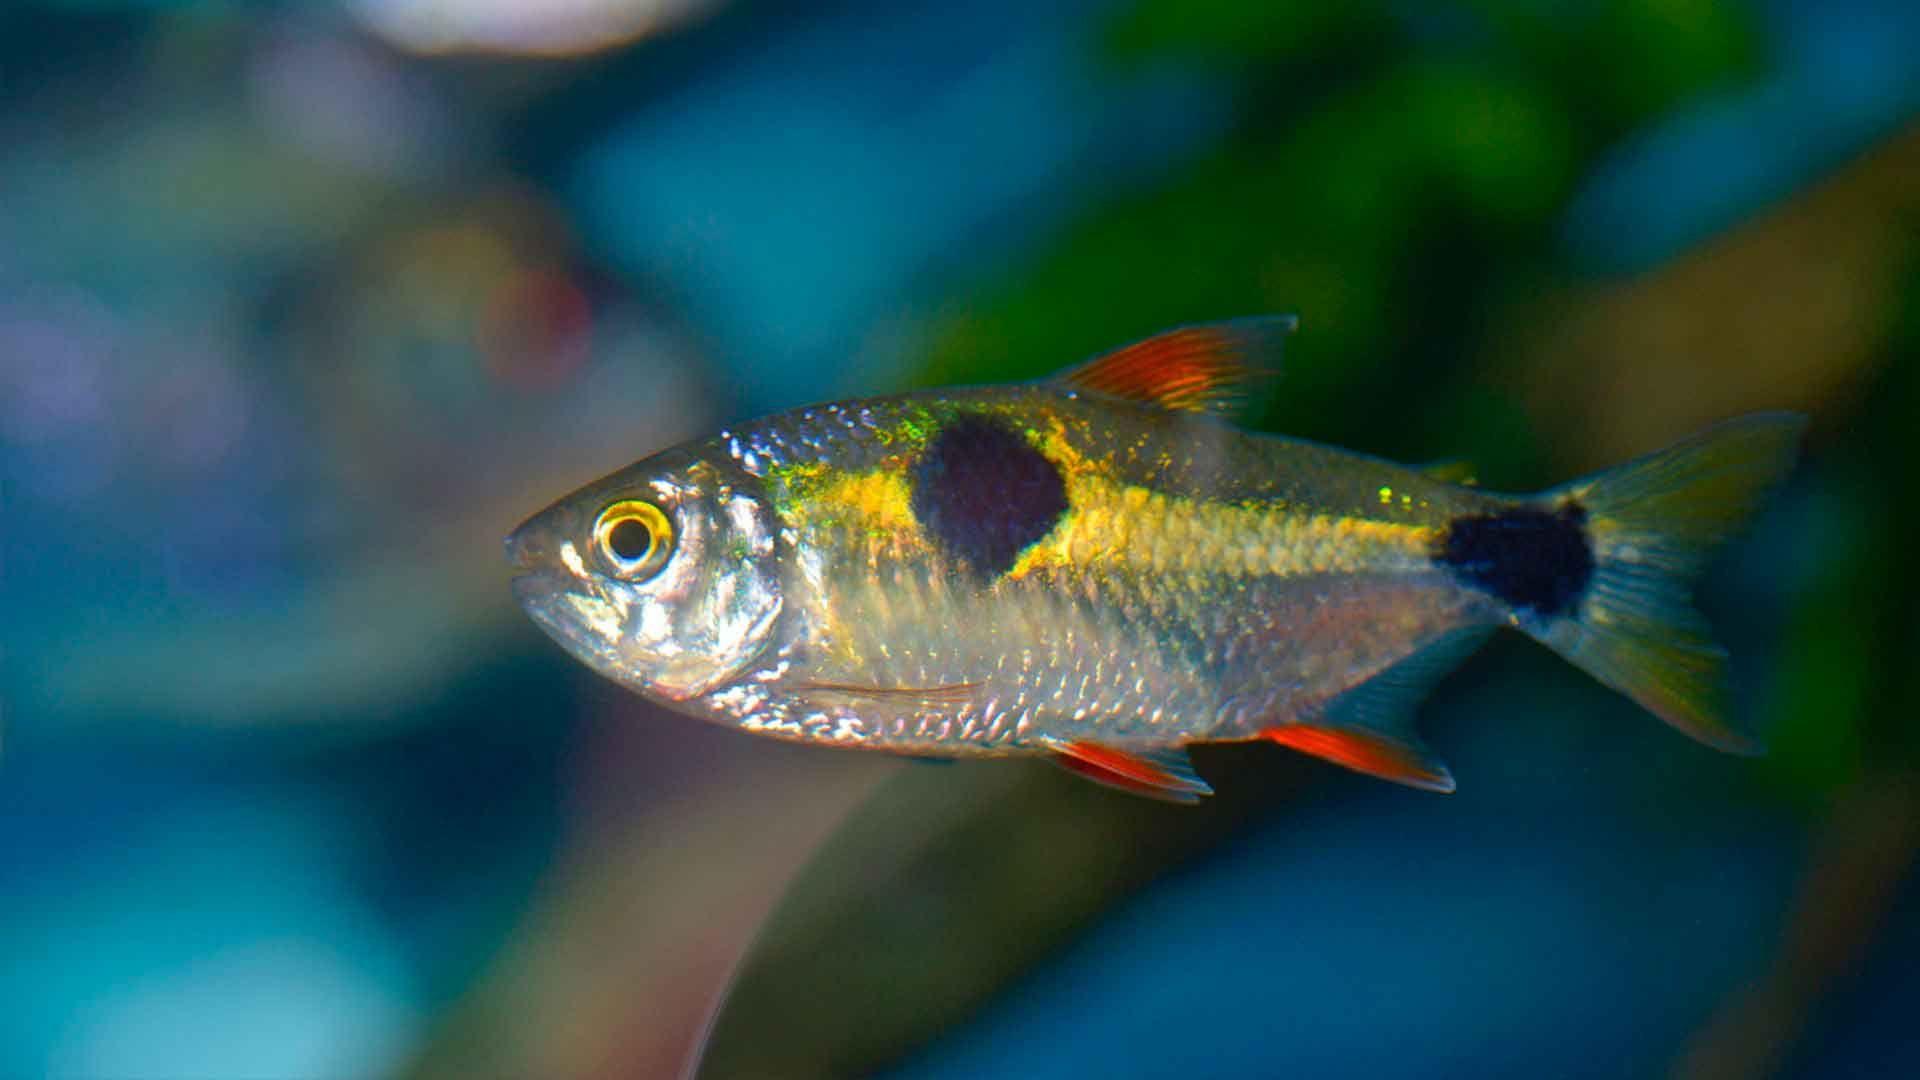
left=1523, top=413, right=1806, bottom=754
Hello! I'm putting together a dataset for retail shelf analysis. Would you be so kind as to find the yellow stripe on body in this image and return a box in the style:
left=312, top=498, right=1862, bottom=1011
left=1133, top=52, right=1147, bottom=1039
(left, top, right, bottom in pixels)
left=772, top=423, right=1439, bottom=583
left=1008, top=470, right=1437, bottom=582
left=777, top=465, right=919, bottom=542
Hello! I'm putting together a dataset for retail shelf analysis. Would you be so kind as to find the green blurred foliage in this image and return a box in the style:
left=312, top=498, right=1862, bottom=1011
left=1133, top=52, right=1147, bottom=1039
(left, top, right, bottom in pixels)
left=929, top=0, right=1758, bottom=490
left=1764, top=479, right=1874, bottom=802
left=1104, top=0, right=1399, bottom=69
left=1466, top=0, right=1761, bottom=135
left=1763, top=259, right=1920, bottom=803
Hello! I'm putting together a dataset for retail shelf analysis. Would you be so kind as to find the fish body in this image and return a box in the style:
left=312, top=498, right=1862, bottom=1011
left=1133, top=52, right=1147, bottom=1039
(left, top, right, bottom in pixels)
left=508, top=319, right=1804, bottom=801
left=714, top=389, right=1491, bottom=749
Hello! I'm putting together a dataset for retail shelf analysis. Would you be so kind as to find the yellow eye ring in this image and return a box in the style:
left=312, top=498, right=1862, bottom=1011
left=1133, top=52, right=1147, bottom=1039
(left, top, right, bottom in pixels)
left=593, top=499, right=674, bottom=579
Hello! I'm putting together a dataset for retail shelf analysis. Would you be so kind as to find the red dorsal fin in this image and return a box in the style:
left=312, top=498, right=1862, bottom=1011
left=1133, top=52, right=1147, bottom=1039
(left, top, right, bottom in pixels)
left=1262, top=726, right=1456, bottom=793
left=1042, top=738, right=1214, bottom=804
left=1051, top=317, right=1297, bottom=416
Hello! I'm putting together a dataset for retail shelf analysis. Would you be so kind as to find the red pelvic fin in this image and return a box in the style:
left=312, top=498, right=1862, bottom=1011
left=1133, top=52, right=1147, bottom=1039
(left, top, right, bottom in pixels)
left=1050, top=317, right=1295, bottom=416
left=1262, top=725, right=1456, bottom=793
left=1043, top=739, right=1214, bottom=804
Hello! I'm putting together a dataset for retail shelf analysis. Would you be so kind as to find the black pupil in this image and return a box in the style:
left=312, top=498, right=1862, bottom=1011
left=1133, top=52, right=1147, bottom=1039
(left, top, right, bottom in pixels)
left=607, top=517, right=653, bottom=562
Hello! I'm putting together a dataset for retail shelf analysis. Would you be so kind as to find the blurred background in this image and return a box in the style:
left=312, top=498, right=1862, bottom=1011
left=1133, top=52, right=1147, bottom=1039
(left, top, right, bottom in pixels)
left=2, top=0, right=1917, bottom=1076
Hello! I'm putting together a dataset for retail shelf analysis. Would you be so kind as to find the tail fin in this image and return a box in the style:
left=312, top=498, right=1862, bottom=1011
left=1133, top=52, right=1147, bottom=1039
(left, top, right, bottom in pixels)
left=1524, top=413, right=1807, bottom=754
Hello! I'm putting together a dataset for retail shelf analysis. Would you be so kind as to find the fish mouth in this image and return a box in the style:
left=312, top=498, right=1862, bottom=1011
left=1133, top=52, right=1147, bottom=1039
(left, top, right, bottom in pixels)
left=508, top=570, right=608, bottom=670
left=509, top=570, right=554, bottom=605
left=504, top=521, right=547, bottom=574
left=506, top=520, right=590, bottom=638
left=508, top=572, right=569, bottom=636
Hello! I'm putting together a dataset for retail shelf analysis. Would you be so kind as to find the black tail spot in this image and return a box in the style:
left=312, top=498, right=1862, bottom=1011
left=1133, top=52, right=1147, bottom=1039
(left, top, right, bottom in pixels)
left=910, top=414, right=1068, bottom=580
left=1435, top=502, right=1593, bottom=618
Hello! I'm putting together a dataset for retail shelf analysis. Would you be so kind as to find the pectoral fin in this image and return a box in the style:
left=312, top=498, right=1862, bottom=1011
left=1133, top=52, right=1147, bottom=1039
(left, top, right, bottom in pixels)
left=1042, top=738, right=1214, bottom=804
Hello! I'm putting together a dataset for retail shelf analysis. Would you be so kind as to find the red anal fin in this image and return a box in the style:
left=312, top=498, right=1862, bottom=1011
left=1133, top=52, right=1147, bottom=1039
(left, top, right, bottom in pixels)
left=1262, top=726, right=1456, bottom=793
left=1052, top=317, right=1296, bottom=416
left=1043, top=738, right=1214, bottom=804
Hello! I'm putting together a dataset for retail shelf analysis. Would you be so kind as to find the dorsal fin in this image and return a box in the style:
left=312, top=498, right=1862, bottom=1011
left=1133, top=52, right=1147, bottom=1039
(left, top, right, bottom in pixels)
left=1051, top=316, right=1297, bottom=417
left=1041, top=738, right=1214, bottom=804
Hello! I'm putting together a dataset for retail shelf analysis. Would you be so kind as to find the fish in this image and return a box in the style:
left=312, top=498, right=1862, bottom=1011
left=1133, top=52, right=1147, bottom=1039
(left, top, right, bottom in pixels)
left=506, top=318, right=1806, bottom=803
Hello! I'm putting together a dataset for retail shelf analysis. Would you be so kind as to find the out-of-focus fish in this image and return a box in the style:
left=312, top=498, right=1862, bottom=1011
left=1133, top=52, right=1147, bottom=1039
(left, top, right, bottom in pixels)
left=507, top=319, right=1804, bottom=802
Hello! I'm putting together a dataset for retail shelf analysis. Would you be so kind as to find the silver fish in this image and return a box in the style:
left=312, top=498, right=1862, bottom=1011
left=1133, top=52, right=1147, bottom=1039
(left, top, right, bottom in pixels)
left=509, top=319, right=1804, bottom=801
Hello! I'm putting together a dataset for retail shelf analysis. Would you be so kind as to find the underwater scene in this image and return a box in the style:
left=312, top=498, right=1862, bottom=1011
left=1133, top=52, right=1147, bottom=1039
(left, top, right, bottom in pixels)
left=3, top=1, right=1919, bottom=1077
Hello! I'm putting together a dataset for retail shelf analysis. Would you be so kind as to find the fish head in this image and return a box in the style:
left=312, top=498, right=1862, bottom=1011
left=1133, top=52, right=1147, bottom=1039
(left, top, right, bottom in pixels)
left=506, top=446, right=784, bottom=704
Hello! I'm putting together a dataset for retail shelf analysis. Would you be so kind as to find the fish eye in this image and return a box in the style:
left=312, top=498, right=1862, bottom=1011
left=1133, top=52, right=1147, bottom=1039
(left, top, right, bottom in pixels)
left=592, top=500, right=673, bottom=579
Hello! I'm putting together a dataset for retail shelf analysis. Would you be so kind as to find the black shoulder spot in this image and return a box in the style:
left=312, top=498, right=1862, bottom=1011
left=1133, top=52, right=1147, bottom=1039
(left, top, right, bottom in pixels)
left=910, top=414, right=1068, bottom=580
left=1434, top=502, right=1593, bottom=618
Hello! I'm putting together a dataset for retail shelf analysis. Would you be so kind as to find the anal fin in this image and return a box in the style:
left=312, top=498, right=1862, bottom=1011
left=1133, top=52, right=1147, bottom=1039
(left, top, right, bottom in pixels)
left=1042, top=738, right=1214, bottom=804
left=1261, top=626, right=1491, bottom=793
left=1264, top=726, right=1455, bottom=793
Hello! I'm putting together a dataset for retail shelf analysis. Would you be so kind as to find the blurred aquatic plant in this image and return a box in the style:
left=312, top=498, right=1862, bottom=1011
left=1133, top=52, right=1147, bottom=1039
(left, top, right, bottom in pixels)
left=924, top=0, right=1764, bottom=479
left=6, top=1, right=1915, bottom=1077
left=1763, top=249, right=1920, bottom=803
